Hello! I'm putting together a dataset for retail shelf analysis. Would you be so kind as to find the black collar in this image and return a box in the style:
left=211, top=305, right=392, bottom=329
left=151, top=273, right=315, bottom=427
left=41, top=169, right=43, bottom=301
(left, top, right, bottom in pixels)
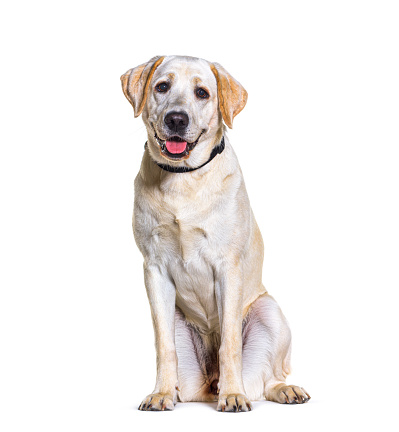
left=145, top=137, right=225, bottom=173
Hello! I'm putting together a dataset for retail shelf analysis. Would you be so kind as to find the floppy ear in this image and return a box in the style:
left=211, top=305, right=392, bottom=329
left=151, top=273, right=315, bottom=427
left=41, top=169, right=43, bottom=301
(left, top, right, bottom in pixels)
left=120, top=56, right=165, bottom=117
left=210, top=62, right=248, bottom=129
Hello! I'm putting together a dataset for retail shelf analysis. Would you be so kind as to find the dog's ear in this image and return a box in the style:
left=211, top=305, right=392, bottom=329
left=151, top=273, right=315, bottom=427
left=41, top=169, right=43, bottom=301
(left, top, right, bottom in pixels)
left=120, top=56, right=165, bottom=117
left=210, top=62, right=248, bottom=129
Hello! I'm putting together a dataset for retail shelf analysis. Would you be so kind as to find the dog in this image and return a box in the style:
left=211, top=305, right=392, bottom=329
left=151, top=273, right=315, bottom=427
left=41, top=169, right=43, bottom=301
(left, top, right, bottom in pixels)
left=121, top=55, right=310, bottom=412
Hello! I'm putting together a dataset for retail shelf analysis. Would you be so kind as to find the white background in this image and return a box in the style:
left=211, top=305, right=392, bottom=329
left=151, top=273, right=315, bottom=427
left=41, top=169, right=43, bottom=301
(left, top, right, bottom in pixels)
left=1, top=1, right=398, bottom=431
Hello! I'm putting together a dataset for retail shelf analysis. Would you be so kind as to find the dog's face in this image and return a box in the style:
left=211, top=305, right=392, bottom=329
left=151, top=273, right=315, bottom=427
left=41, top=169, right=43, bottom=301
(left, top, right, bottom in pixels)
left=121, top=55, right=247, bottom=166
left=145, top=56, right=219, bottom=163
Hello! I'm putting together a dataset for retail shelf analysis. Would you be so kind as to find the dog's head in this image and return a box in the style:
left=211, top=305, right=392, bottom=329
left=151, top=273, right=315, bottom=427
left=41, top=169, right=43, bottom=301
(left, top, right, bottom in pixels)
left=121, top=55, right=247, bottom=166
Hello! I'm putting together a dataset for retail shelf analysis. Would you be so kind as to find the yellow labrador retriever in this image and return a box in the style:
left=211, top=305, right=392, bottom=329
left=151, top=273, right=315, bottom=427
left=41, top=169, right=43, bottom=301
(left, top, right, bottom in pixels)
left=121, top=55, right=310, bottom=412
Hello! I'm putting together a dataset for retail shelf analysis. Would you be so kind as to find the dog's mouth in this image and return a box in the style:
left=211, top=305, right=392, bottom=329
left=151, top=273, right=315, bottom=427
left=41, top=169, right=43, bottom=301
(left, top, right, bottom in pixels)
left=154, top=131, right=204, bottom=161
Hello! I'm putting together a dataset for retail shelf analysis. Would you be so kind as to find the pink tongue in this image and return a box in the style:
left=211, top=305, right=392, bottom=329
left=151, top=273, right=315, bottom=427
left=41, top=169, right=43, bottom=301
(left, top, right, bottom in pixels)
left=165, top=141, right=187, bottom=154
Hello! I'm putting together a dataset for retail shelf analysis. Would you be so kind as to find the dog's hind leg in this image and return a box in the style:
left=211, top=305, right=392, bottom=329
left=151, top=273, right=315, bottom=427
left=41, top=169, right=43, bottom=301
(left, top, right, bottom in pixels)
left=175, top=308, right=219, bottom=403
left=242, top=293, right=310, bottom=403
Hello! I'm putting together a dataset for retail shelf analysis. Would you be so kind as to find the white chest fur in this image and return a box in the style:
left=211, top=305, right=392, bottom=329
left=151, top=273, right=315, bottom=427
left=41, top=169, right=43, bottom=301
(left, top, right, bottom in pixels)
left=134, top=180, right=228, bottom=330
left=132, top=145, right=258, bottom=331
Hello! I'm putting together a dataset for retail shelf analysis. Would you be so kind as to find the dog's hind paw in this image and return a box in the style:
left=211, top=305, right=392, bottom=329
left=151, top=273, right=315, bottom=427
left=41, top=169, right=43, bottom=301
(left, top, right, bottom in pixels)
left=268, top=384, right=311, bottom=404
left=138, top=393, right=175, bottom=411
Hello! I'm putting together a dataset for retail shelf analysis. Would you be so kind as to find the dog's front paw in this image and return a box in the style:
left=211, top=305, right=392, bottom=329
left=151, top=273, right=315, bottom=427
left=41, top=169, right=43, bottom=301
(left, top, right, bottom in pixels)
left=138, top=393, right=175, bottom=411
left=217, top=393, right=252, bottom=412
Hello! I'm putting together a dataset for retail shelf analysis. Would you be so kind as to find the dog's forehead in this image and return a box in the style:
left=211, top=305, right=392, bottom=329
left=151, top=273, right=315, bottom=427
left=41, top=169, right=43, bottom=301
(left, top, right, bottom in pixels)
left=154, top=56, right=216, bottom=86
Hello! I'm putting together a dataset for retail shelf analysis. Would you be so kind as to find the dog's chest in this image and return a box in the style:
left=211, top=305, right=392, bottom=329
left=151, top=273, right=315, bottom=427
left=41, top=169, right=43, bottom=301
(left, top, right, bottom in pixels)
left=151, top=201, right=212, bottom=264
left=136, top=188, right=223, bottom=328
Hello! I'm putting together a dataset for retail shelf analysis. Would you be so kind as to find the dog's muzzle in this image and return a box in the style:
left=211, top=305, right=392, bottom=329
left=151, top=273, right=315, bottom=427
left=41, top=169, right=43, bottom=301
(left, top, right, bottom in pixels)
left=154, top=131, right=204, bottom=160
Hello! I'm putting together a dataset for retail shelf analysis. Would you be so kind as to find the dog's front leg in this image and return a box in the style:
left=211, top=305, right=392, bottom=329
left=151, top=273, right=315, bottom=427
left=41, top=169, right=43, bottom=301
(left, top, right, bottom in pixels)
left=215, top=261, right=252, bottom=412
left=138, top=263, right=178, bottom=411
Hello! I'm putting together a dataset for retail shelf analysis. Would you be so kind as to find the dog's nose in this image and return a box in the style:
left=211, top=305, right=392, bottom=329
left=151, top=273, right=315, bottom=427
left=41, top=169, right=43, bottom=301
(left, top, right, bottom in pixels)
left=164, top=111, right=189, bottom=132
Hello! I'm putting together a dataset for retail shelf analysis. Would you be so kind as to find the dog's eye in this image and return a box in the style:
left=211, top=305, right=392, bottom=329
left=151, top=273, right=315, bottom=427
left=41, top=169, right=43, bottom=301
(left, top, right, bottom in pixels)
left=196, top=88, right=209, bottom=99
left=155, top=82, right=169, bottom=93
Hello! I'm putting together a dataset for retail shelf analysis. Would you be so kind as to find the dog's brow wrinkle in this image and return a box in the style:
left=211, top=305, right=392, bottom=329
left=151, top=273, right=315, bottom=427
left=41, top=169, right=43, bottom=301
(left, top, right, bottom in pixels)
left=191, top=76, right=202, bottom=84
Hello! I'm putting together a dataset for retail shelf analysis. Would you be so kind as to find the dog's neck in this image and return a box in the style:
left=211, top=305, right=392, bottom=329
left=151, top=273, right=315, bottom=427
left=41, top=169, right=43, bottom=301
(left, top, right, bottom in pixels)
left=138, top=134, right=239, bottom=197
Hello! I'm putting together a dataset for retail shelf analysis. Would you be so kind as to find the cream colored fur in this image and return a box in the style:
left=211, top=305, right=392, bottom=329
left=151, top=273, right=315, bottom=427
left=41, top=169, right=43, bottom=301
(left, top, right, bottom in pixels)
left=121, top=55, right=310, bottom=412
